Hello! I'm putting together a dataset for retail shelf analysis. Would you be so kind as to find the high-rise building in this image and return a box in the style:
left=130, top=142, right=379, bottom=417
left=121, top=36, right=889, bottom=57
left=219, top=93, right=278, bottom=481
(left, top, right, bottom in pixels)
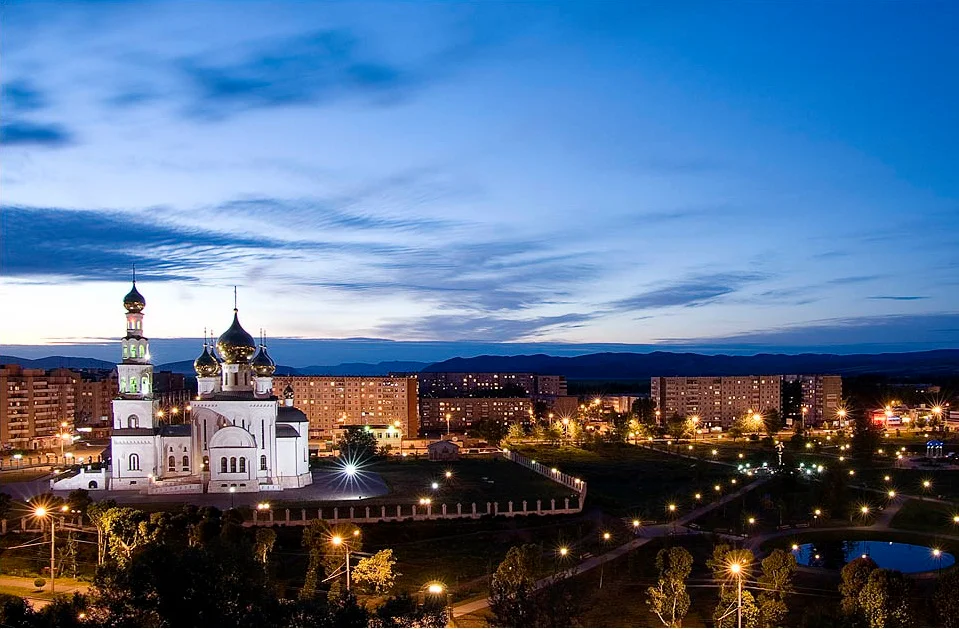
left=0, top=365, right=77, bottom=450
left=418, top=372, right=567, bottom=398
left=419, top=397, right=532, bottom=436
left=650, top=375, right=782, bottom=428
left=783, top=375, right=842, bottom=426
left=271, top=375, right=418, bottom=442
left=76, top=370, right=118, bottom=430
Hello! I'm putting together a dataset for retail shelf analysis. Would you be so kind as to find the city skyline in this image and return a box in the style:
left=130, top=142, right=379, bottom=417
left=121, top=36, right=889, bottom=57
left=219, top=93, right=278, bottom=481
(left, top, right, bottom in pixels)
left=3, top=1, right=959, bottom=354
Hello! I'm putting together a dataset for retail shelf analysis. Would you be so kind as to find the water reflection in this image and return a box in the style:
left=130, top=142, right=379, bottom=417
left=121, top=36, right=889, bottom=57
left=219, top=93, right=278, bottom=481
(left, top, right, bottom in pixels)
left=792, top=540, right=955, bottom=572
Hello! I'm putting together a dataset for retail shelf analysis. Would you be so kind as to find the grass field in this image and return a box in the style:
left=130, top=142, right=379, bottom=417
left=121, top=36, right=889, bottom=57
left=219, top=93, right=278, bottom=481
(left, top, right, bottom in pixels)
left=512, top=443, right=735, bottom=517
left=890, top=499, right=959, bottom=534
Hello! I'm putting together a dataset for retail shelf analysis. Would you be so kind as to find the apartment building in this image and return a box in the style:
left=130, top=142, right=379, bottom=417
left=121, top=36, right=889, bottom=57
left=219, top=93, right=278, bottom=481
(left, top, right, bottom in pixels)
left=75, top=371, right=118, bottom=435
left=650, top=375, right=783, bottom=428
left=419, top=397, right=532, bottom=436
left=418, top=372, right=567, bottom=398
left=271, top=375, right=418, bottom=442
left=0, top=365, right=77, bottom=450
left=783, top=374, right=843, bottom=426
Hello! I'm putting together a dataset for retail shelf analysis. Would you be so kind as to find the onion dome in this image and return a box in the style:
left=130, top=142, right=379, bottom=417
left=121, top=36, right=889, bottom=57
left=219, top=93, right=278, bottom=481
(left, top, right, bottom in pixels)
left=216, top=309, right=256, bottom=364
left=283, top=384, right=294, bottom=398
left=194, top=344, right=220, bottom=377
left=251, top=345, right=276, bottom=377
left=123, top=282, right=146, bottom=313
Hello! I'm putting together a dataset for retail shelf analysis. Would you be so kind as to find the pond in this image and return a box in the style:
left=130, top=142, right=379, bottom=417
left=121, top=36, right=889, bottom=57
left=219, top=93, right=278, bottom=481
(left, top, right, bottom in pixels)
left=792, top=540, right=954, bottom=572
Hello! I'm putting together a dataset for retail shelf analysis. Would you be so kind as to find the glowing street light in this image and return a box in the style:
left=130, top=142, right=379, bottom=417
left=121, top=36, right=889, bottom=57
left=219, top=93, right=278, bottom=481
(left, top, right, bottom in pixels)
left=887, top=490, right=896, bottom=499
left=603, top=531, right=611, bottom=541
left=431, top=482, right=439, bottom=490
left=445, top=470, right=452, bottom=479
left=34, top=506, right=56, bottom=593
left=427, top=582, right=445, bottom=595
left=728, top=561, right=744, bottom=628
left=632, top=519, right=640, bottom=528
left=559, top=546, right=569, bottom=557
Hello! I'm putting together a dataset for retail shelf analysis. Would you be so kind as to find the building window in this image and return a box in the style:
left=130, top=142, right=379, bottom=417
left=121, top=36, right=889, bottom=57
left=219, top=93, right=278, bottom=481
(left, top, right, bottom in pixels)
left=260, top=454, right=267, bottom=471
left=122, top=346, right=128, bottom=359
left=128, top=453, right=140, bottom=471
left=168, top=455, right=176, bottom=471
left=182, top=455, right=189, bottom=470
left=203, top=455, right=209, bottom=470
left=220, top=457, right=227, bottom=473
left=127, top=415, right=138, bottom=429
left=230, top=457, right=237, bottom=473
left=239, top=457, right=246, bottom=473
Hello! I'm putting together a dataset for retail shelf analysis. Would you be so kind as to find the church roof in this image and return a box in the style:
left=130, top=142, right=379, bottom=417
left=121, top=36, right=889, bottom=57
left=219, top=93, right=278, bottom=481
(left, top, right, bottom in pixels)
left=159, top=424, right=193, bottom=437
left=277, top=406, right=308, bottom=423
left=112, top=428, right=155, bottom=436
left=276, top=424, right=300, bottom=438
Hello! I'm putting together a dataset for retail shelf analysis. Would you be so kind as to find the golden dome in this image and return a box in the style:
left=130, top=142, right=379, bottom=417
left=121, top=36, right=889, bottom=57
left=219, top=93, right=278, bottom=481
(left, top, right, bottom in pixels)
left=252, top=345, right=276, bottom=376
left=123, top=282, right=146, bottom=313
left=194, top=345, right=220, bottom=377
left=216, top=309, right=256, bottom=364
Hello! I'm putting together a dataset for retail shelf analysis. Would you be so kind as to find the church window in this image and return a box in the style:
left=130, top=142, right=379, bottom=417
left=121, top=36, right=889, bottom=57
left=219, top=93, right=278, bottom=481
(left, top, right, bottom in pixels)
left=142, top=376, right=150, bottom=394
left=168, top=456, right=175, bottom=471
left=120, top=377, right=126, bottom=393
left=260, top=455, right=267, bottom=471
left=122, top=346, right=128, bottom=359
left=203, top=422, right=207, bottom=450
left=230, top=457, right=237, bottom=473
left=239, top=457, right=246, bottom=473
left=182, top=455, right=189, bottom=470
left=261, top=420, right=265, bottom=448
left=130, top=378, right=138, bottom=393
left=128, top=453, right=140, bottom=471
left=139, top=344, right=145, bottom=357
left=127, top=415, right=138, bottom=429
left=220, top=457, right=227, bottom=473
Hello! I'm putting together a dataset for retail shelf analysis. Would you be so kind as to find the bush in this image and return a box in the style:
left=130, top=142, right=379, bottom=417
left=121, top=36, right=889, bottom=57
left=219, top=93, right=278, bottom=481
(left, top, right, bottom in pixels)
left=34, top=578, right=46, bottom=589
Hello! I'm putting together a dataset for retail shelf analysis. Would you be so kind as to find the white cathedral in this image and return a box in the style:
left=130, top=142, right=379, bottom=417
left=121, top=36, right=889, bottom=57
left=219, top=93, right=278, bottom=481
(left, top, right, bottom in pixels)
left=62, top=280, right=312, bottom=494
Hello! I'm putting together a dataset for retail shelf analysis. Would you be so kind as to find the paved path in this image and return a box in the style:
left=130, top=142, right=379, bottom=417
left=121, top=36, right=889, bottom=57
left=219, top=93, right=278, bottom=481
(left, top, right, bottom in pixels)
left=451, top=473, right=772, bottom=620
left=0, top=575, right=91, bottom=610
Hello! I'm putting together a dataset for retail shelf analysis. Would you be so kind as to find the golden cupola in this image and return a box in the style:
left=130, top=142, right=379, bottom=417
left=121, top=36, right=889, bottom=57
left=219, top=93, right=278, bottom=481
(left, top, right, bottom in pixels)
left=216, top=309, right=257, bottom=364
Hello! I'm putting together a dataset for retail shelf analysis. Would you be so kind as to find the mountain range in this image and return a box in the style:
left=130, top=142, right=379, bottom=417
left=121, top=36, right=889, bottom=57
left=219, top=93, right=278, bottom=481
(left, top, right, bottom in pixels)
left=4, top=349, right=959, bottom=379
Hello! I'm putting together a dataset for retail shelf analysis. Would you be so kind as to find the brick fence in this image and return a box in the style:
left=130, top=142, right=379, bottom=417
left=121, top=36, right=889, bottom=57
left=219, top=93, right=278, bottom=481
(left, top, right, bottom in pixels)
left=501, top=448, right=587, bottom=500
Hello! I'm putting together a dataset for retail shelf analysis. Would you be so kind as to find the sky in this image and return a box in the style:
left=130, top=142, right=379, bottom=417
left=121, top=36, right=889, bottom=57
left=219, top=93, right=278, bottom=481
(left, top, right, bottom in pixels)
left=2, top=1, right=959, bottom=366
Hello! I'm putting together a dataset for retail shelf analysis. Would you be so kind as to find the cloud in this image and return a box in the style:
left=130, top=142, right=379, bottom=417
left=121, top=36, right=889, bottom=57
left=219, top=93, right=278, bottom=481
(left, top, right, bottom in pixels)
left=374, top=312, right=598, bottom=342
left=868, top=295, right=929, bottom=301
left=609, top=272, right=767, bottom=311
left=1, top=79, right=46, bottom=113
left=667, top=312, right=959, bottom=350
left=177, top=29, right=417, bottom=119
left=0, top=121, right=74, bottom=147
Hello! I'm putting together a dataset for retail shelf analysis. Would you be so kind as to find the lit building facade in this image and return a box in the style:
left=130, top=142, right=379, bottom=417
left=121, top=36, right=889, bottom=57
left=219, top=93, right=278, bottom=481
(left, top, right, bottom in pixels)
left=650, top=375, right=782, bottom=428
left=418, top=372, right=567, bottom=398
left=419, top=397, right=532, bottom=436
left=271, top=375, right=418, bottom=442
left=0, top=365, right=77, bottom=450
left=783, top=375, right=842, bottom=426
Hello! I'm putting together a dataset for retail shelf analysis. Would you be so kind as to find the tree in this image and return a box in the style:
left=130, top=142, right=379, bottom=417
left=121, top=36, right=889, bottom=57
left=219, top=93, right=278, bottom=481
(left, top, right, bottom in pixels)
left=714, top=587, right=760, bottom=628
left=337, top=427, right=377, bottom=457
left=100, top=507, right=154, bottom=565
left=851, top=412, right=882, bottom=462
left=709, top=545, right=758, bottom=628
left=646, top=547, right=692, bottom=627
left=254, top=528, right=277, bottom=564
left=301, top=520, right=331, bottom=599
left=0, top=492, right=12, bottom=521
left=762, top=408, right=783, bottom=436
left=533, top=576, right=583, bottom=628
left=376, top=592, right=447, bottom=628
left=351, top=549, right=398, bottom=594
left=666, top=414, right=694, bottom=439
left=86, top=500, right=118, bottom=566
left=858, top=567, right=916, bottom=627
left=934, top=569, right=959, bottom=628
left=757, top=549, right=796, bottom=626
left=67, top=489, right=93, bottom=520
left=0, top=594, right=36, bottom=627
left=503, top=423, right=527, bottom=446
left=632, top=397, right=657, bottom=427
left=488, top=544, right=540, bottom=628
left=858, top=569, right=916, bottom=628
left=840, top=556, right=878, bottom=623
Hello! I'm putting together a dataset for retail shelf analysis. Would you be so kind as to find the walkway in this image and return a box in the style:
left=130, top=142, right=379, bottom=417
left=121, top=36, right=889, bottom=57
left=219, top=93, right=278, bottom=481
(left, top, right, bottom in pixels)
left=451, top=473, right=772, bottom=620
left=0, top=575, right=91, bottom=610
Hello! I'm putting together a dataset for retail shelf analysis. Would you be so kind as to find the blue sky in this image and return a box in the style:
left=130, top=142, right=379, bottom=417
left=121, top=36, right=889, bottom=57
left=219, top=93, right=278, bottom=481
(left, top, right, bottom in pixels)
left=2, top=1, right=958, bottom=365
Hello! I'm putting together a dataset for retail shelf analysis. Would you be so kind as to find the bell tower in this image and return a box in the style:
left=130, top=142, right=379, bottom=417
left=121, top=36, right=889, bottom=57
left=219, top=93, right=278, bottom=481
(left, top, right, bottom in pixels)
left=114, top=272, right=156, bottom=429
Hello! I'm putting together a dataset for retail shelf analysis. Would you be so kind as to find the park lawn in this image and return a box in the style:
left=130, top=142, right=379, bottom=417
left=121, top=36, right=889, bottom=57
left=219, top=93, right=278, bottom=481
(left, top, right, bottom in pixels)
left=513, top=443, right=733, bottom=517
left=854, top=465, right=959, bottom=501
left=890, top=499, right=959, bottom=534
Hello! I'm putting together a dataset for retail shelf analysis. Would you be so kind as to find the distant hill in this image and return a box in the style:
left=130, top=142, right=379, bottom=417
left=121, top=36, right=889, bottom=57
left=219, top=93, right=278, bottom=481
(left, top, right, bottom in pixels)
left=422, top=349, right=959, bottom=378
left=0, top=355, right=115, bottom=370
left=156, top=359, right=429, bottom=376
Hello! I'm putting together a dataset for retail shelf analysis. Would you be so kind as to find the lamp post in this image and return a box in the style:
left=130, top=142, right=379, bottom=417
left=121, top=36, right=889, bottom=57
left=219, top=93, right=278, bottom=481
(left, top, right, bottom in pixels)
left=34, top=507, right=55, bottom=593
left=933, top=548, right=943, bottom=575
left=59, top=421, right=69, bottom=461
left=729, top=562, right=743, bottom=629
left=331, top=529, right=361, bottom=592
left=445, top=413, right=451, bottom=438
left=425, top=582, right=450, bottom=622
left=229, top=486, right=236, bottom=509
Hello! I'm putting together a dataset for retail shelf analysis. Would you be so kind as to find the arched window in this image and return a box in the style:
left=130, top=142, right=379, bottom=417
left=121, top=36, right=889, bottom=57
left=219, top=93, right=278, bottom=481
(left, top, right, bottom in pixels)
left=130, top=378, right=138, bottom=393
left=182, top=455, right=189, bottom=470
left=168, top=455, right=175, bottom=471
left=120, top=377, right=126, bottom=393
left=122, top=346, right=129, bottom=359
left=230, top=457, right=237, bottom=473
left=239, top=457, right=246, bottom=473
left=220, top=457, right=227, bottom=473
left=260, top=455, right=267, bottom=471
left=142, top=376, right=150, bottom=394
left=139, top=344, right=145, bottom=357
left=127, top=415, right=138, bottom=429
left=128, top=453, right=140, bottom=471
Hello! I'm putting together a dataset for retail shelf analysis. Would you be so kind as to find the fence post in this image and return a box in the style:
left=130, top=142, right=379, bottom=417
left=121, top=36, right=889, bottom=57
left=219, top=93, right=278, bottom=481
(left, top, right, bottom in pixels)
left=550, top=498, right=556, bottom=511
left=285, top=508, right=291, bottom=523
left=522, top=500, right=527, bottom=512
left=508, top=501, right=513, bottom=515
left=564, top=498, right=570, bottom=510
left=472, top=503, right=477, bottom=516
left=300, top=508, right=306, bottom=522
left=333, top=507, right=338, bottom=522
left=442, top=504, right=447, bottom=516
left=457, top=503, right=462, bottom=516
left=536, top=499, right=542, bottom=514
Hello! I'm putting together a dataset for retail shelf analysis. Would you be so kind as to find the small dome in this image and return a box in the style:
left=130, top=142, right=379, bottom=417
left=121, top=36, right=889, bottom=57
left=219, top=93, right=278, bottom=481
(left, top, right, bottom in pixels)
left=194, top=345, right=220, bottom=377
left=252, top=345, right=276, bottom=376
left=123, top=282, right=146, bottom=313
left=216, top=309, right=256, bottom=364
left=283, top=384, right=295, bottom=398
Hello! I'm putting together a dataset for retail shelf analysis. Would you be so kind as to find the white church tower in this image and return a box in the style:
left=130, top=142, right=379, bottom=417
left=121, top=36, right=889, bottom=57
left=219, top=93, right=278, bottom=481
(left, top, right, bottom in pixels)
left=110, top=273, right=159, bottom=488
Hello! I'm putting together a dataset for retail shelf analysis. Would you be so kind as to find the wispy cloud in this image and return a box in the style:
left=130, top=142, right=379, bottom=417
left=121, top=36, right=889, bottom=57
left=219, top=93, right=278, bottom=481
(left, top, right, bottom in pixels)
left=0, top=78, right=74, bottom=148
left=609, top=272, right=767, bottom=311
left=0, top=122, right=74, bottom=147
left=868, top=295, right=929, bottom=301
left=374, top=312, right=598, bottom=342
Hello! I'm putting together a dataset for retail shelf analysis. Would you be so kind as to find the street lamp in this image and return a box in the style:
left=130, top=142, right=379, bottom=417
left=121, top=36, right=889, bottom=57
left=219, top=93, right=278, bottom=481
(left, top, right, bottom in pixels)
left=34, top=506, right=56, bottom=593
left=445, top=413, right=451, bottom=438
left=728, top=562, right=743, bottom=628
left=331, top=534, right=352, bottom=591
left=933, top=548, right=943, bottom=574
left=229, top=486, right=236, bottom=509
